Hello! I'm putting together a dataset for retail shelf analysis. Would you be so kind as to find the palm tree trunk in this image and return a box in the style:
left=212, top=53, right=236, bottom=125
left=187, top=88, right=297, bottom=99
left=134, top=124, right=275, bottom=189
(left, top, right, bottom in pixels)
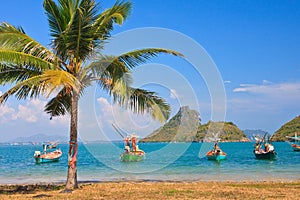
left=65, top=91, right=79, bottom=190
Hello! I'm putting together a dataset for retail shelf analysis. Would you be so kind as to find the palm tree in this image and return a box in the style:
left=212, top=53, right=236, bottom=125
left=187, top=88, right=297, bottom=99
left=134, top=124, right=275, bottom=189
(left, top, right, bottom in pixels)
left=0, top=0, right=183, bottom=190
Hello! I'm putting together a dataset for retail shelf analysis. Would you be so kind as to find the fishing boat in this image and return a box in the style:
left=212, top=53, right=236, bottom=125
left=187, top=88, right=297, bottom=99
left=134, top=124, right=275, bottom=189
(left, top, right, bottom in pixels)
left=254, top=135, right=277, bottom=160
left=291, top=143, right=300, bottom=151
left=121, top=149, right=145, bottom=162
left=33, top=144, right=62, bottom=163
left=120, top=134, right=145, bottom=162
left=206, top=142, right=227, bottom=161
left=286, top=133, right=300, bottom=151
left=206, top=150, right=227, bottom=161
left=112, top=124, right=145, bottom=162
left=46, top=141, right=58, bottom=149
left=254, top=150, right=277, bottom=160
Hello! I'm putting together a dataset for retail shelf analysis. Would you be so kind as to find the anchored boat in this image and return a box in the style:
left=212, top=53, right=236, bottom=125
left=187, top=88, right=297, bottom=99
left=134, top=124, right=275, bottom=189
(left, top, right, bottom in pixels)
left=206, top=141, right=227, bottom=161
left=254, top=150, right=277, bottom=160
left=33, top=144, right=62, bottom=163
left=254, top=134, right=277, bottom=160
left=121, top=134, right=145, bottom=162
left=206, top=150, right=227, bottom=161
left=286, top=133, right=300, bottom=151
left=112, top=124, right=145, bottom=162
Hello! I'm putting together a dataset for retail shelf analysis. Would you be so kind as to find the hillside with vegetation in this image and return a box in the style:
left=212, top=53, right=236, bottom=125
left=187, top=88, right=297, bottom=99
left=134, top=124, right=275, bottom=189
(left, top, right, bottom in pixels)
left=194, top=121, right=250, bottom=142
left=271, top=116, right=300, bottom=142
left=141, top=106, right=250, bottom=142
left=140, top=106, right=200, bottom=142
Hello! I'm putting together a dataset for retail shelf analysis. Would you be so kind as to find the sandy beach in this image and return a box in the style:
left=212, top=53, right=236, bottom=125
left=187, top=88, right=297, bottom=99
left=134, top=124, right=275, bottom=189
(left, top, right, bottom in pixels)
left=1, top=181, right=299, bottom=200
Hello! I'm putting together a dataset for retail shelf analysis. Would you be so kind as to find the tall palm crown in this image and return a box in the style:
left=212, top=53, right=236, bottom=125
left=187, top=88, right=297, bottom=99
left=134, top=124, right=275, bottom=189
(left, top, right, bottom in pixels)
left=0, top=0, right=182, bottom=190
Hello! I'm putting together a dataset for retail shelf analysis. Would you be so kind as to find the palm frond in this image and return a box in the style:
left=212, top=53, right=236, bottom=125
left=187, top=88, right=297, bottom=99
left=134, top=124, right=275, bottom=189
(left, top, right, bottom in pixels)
left=44, top=87, right=71, bottom=118
left=44, top=0, right=74, bottom=60
left=0, top=50, right=54, bottom=72
left=118, top=48, right=184, bottom=69
left=44, top=0, right=68, bottom=39
left=44, top=0, right=99, bottom=61
left=0, top=70, right=80, bottom=104
left=70, top=0, right=99, bottom=60
left=0, top=64, right=42, bottom=85
left=41, top=69, right=81, bottom=96
left=0, top=22, right=57, bottom=62
left=125, top=88, right=171, bottom=123
left=86, top=55, right=132, bottom=92
left=0, top=74, right=49, bottom=104
left=93, top=0, right=131, bottom=40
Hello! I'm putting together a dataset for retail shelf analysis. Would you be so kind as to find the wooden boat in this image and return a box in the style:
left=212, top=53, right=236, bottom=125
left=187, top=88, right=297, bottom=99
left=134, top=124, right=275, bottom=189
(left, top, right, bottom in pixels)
left=291, top=143, right=300, bottom=151
left=206, top=142, right=227, bottom=161
left=254, top=150, right=277, bottom=160
left=206, top=150, right=227, bottom=161
left=286, top=133, right=300, bottom=151
left=120, top=134, right=145, bottom=162
left=121, top=150, right=145, bottom=162
left=254, top=142, right=277, bottom=160
left=254, top=134, right=277, bottom=160
left=34, top=149, right=62, bottom=163
left=112, top=124, right=146, bottom=162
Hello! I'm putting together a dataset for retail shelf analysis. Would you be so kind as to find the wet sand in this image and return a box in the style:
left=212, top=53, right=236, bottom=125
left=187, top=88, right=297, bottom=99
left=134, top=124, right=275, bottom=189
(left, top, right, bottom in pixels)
left=1, top=180, right=300, bottom=199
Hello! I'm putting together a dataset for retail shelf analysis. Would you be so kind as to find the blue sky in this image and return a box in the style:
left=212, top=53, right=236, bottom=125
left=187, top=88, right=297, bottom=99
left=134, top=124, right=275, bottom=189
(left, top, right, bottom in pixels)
left=0, top=0, right=300, bottom=142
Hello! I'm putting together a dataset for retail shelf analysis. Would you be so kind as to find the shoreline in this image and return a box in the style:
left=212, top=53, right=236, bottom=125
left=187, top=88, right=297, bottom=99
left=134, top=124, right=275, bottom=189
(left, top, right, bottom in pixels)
left=1, top=180, right=300, bottom=199
left=1, top=176, right=300, bottom=186
left=1, top=178, right=300, bottom=185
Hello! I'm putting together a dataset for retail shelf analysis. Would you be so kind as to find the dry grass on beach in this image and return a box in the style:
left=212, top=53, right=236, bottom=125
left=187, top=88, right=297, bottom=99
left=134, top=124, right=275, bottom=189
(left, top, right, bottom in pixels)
left=1, top=181, right=300, bottom=200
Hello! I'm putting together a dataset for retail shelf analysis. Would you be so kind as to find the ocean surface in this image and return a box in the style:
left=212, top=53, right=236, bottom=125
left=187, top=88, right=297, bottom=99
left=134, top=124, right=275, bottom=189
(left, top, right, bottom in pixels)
left=0, top=142, right=299, bottom=184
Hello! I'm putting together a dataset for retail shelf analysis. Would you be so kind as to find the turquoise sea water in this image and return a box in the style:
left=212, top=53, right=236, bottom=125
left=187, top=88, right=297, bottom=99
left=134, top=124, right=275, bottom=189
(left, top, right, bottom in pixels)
left=0, top=142, right=299, bottom=184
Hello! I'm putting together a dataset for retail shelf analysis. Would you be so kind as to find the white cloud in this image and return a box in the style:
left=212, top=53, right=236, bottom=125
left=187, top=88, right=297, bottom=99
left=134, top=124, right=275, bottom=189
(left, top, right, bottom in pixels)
left=170, top=89, right=179, bottom=99
left=230, top=81, right=300, bottom=114
left=12, top=105, right=37, bottom=122
left=11, top=99, right=46, bottom=123
left=0, top=90, right=2, bottom=96
left=233, top=81, right=300, bottom=99
left=0, top=104, right=15, bottom=123
left=97, top=97, right=113, bottom=115
left=224, top=80, right=231, bottom=84
left=0, top=97, right=71, bottom=126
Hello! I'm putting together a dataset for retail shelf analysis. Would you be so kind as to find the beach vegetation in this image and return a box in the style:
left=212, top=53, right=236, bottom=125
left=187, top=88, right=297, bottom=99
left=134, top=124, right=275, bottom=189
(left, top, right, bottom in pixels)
left=0, top=0, right=183, bottom=190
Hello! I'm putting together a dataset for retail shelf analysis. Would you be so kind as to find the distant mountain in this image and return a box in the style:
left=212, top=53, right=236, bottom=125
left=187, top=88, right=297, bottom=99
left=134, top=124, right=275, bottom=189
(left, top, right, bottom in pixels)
left=194, top=121, right=250, bottom=142
left=243, top=129, right=268, bottom=142
left=271, top=116, right=300, bottom=142
left=140, top=106, right=200, bottom=142
left=140, top=106, right=250, bottom=143
left=8, top=133, right=69, bottom=143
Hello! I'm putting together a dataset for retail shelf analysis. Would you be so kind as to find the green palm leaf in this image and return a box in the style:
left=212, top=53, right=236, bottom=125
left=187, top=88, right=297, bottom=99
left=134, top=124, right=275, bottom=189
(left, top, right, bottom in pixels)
left=0, top=70, right=80, bottom=104
left=118, top=48, right=184, bottom=69
left=44, top=87, right=71, bottom=118
left=0, top=22, right=56, bottom=62
left=0, top=50, right=53, bottom=71
left=127, top=88, right=171, bottom=123
left=94, top=0, right=131, bottom=40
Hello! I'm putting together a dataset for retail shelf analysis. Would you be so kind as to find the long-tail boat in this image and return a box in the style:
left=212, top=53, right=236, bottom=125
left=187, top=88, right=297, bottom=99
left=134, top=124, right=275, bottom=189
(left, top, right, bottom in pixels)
left=33, top=144, right=62, bottom=163
left=112, top=124, right=145, bottom=162
left=286, top=133, right=300, bottom=151
left=206, top=141, right=227, bottom=161
left=254, top=134, right=277, bottom=160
